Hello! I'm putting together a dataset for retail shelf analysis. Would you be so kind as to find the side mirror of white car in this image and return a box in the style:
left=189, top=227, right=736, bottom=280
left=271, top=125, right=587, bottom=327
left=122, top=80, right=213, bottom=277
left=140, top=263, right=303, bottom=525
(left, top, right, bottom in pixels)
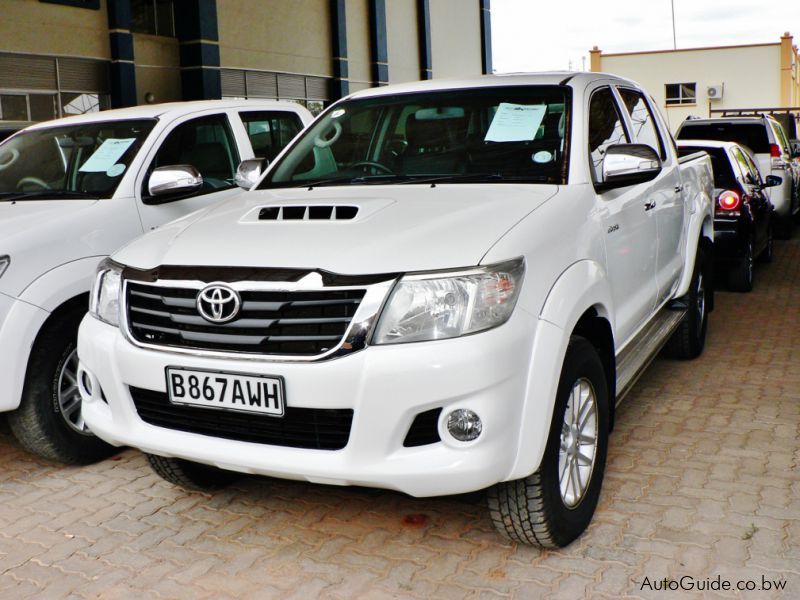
left=148, top=165, right=203, bottom=197
left=600, top=144, right=662, bottom=190
left=235, top=158, right=268, bottom=190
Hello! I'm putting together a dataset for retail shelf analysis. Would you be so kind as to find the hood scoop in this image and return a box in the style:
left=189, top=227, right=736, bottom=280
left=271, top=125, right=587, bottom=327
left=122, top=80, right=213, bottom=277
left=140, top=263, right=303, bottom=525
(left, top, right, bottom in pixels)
left=258, top=205, right=359, bottom=221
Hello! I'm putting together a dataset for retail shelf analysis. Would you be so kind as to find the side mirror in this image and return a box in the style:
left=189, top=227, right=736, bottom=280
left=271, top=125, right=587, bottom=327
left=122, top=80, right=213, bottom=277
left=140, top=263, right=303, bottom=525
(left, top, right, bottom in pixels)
left=235, top=158, right=267, bottom=189
left=600, top=144, right=662, bottom=189
left=148, top=165, right=203, bottom=196
left=763, top=174, right=782, bottom=188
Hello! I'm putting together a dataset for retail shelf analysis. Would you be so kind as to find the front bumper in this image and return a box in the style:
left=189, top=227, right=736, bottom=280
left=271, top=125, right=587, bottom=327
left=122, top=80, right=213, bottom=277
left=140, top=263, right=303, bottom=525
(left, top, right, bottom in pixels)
left=78, top=308, right=538, bottom=497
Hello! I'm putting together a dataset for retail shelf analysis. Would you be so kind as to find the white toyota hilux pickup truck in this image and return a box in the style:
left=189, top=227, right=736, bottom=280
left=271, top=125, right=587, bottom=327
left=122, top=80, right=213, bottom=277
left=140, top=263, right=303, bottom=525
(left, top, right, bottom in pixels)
left=78, top=73, right=714, bottom=547
left=0, top=100, right=312, bottom=464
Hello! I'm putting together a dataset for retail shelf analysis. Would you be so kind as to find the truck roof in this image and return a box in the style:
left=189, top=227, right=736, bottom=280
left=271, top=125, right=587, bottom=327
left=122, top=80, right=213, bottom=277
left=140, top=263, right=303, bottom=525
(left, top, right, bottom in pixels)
left=347, top=71, right=642, bottom=99
left=24, top=99, right=306, bottom=131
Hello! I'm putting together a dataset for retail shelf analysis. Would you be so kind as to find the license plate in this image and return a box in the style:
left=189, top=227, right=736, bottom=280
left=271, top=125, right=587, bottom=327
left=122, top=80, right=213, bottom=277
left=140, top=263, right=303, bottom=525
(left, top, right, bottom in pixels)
left=165, top=367, right=285, bottom=416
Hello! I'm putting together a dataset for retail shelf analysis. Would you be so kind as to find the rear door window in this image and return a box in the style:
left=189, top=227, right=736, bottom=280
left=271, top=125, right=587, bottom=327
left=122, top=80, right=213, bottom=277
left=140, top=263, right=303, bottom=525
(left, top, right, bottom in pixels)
left=588, top=87, right=630, bottom=183
left=676, top=122, right=770, bottom=154
left=678, top=146, right=737, bottom=189
left=239, top=111, right=303, bottom=161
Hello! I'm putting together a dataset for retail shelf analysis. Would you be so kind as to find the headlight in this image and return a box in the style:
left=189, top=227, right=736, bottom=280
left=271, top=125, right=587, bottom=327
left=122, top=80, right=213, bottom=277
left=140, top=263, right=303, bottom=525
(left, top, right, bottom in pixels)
left=0, top=256, right=9, bottom=279
left=373, top=258, right=525, bottom=344
left=89, top=258, right=123, bottom=327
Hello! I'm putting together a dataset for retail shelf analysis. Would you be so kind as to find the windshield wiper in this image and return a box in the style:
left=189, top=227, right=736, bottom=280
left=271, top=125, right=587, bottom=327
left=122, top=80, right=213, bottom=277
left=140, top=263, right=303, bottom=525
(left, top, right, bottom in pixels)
left=0, top=190, right=98, bottom=202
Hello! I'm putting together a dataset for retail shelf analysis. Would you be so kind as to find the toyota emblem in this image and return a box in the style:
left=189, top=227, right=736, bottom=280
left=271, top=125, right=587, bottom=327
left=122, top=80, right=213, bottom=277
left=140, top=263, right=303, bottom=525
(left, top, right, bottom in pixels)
left=196, top=283, right=241, bottom=324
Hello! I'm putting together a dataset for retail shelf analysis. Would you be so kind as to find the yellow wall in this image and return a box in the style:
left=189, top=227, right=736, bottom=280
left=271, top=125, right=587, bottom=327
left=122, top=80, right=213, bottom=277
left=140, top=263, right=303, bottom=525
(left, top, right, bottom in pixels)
left=217, top=0, right=332, bottom=76
left=597, top=44, right=782, bottom=132
left=386, top=0, right=420, bottom=84
left=0, top=0, right=109, bottom=59
left=429, top=0, right=482, bottom=78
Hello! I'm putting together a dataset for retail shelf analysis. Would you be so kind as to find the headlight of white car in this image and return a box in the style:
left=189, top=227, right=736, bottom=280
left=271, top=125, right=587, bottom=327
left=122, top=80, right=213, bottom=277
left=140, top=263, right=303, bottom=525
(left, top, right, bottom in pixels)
left=0, top=255, right=9, bottom=279
left=373, top=258, right=525, bottom=344
left=89, top=258, right=123, bottom=327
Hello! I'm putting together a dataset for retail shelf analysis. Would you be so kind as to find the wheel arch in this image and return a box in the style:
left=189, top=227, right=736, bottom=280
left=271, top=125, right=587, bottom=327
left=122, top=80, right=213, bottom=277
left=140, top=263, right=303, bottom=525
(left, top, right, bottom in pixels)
left=506, top=260, right=616, bottom=481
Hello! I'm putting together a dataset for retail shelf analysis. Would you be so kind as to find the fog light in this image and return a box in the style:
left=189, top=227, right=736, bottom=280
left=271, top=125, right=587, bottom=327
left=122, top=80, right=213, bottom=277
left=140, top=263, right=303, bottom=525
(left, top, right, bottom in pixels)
left=446, top=409, right=482, bottom=442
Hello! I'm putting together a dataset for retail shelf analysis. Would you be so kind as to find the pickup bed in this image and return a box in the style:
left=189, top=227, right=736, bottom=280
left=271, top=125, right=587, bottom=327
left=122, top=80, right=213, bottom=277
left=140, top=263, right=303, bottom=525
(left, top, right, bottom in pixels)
left=77, top=73, right=714, bottom=546
left=0, top=100, right=312, bottom=463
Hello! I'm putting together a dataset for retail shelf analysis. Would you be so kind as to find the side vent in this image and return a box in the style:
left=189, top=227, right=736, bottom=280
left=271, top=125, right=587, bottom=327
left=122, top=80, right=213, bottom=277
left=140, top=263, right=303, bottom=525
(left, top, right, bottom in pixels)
left=258, top=205, right=359, bottom=221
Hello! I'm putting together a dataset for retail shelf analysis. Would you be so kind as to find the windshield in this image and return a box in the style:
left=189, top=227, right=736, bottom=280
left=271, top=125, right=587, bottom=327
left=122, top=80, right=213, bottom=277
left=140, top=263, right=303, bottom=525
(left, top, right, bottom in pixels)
left=260, top=85, right=569, bottom=188
left=676, top=122, right=770, bottom=154
left=0, top=119, right=156, bottom=200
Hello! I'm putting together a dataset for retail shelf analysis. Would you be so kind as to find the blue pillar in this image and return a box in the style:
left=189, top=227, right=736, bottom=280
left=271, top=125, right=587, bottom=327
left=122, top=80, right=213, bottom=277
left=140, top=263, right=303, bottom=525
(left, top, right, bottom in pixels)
left=331, top=0, right=349, bottom=100
left=175, top=0, right=221, bottom=100
left=107, top=0, right=137, bottom=107
left=368, top=0, right=388, bottom=86
left=418, top=0, right=432, bottom=80
left=480, top=0, right=493, bottom=75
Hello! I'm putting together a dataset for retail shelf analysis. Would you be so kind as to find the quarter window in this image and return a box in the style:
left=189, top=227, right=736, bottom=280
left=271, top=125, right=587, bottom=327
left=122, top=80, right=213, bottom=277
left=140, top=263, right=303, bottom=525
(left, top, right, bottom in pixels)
left=618, top=89, right=666, bottom=159
left=588, top=87, right=630, bottom=183
left=665, top=83, right=696, bottom=105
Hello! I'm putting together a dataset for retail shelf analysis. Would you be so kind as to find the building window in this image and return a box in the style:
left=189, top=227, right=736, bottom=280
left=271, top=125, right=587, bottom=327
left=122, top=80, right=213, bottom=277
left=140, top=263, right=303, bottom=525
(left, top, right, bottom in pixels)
left=131, top=0, right=175, bottom=37
left=665, top=83, right=696, bottom=105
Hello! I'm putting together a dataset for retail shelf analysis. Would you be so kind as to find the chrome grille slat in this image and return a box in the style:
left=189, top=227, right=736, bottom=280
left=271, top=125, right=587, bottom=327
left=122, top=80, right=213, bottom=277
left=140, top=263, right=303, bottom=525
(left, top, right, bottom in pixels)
left=126, top=281, right=367, bottom=356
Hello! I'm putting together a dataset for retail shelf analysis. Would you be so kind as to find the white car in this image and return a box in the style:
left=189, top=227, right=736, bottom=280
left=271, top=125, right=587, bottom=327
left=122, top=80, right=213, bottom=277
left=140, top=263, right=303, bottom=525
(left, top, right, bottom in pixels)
left=78, top=73, right=714, bottom=546
left=0, top=99, right=313, bottom=463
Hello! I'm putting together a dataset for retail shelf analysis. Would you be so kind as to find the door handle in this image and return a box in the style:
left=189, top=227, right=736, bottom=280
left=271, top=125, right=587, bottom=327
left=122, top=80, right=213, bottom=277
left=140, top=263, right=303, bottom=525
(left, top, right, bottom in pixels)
left=644, top=201, right=657, bottom=211
left=674, top=185, right=683, bottom=193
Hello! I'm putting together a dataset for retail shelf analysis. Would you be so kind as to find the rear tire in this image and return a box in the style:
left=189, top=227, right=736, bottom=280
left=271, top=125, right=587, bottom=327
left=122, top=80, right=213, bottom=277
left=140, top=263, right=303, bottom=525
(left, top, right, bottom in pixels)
left=487, top=336, right=609, bottom=547
left=663, top=248, right=709, bottom=359
left=8, top=306, right=117, bottom=464
left=727, top=237, right=754, bottom=292
left=146, top=454, right=240, bottom=491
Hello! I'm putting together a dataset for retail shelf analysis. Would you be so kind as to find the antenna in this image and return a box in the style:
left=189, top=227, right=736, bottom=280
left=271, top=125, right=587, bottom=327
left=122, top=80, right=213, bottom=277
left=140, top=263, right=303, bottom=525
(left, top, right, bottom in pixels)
left=671, top=0, right=677, bottom=49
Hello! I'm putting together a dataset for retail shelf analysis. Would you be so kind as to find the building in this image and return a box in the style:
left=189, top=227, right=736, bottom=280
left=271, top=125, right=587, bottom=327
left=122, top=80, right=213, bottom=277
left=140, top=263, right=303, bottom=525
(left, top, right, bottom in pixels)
left=0, top=0, right=492, bottom=122
left=589, top=33, right=800, bottom=134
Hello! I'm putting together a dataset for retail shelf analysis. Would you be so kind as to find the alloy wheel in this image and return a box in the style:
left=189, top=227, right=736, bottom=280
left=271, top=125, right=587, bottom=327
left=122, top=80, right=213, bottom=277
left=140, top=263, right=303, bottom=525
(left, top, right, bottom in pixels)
left=558, top=378, right=599, bottom=508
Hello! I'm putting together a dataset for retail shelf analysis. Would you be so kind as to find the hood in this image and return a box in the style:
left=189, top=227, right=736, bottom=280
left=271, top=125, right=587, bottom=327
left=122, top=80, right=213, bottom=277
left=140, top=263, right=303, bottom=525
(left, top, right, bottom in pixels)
left=115, top=184, right=559, bottom=275
left=0, top=198, right=98, bottom=240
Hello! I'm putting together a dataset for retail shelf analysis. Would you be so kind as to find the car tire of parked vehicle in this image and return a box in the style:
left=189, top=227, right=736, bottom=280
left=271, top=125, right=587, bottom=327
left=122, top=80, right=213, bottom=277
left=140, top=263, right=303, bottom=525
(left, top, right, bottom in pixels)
left=758, top=226, right=774, bottom=264
left=8, top=305, right=118, bottom=464
left=146, top=454, right=240, bottom=491
left=728, top=237, right=754, bottom=293
left=663, top=249, right=709, bottom=359
left=486, top=336, right=609, bottom=548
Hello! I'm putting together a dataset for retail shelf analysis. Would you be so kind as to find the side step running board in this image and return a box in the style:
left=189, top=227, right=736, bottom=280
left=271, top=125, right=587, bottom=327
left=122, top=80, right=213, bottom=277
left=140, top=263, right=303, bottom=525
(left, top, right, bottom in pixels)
left=615, top=308, right=686, bottom=406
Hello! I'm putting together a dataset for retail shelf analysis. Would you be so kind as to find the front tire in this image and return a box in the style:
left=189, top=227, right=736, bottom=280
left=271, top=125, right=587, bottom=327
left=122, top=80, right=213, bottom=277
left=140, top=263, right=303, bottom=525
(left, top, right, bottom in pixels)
left=487, top=336, right=610, bottom=547
left=146, top=454, right=240, bottom=491
left=663, top=248, right=709, bottom=359
left=8, top=306, right=117, bottom=464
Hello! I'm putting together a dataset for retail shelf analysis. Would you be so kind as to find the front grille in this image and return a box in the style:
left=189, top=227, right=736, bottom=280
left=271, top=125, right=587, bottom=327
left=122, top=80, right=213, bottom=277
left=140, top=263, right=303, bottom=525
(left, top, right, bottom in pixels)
left=403, top=408, right=442, bottom=447
left=130, top=387, right=353, bottom=450
left=126, top=282, right=365, bottom=356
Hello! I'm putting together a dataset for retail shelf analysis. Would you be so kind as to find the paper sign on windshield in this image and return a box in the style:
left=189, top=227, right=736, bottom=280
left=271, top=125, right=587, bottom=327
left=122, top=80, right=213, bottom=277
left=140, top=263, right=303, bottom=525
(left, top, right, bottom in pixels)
left=78, top=138, right=136, bottom=173
left=484, top=103, right=547, bottom=143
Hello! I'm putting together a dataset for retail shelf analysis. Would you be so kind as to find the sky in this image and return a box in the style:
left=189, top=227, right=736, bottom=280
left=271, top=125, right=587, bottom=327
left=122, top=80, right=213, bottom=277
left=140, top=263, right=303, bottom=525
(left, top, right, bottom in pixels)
left=491, top=0, right=800, bottom=73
